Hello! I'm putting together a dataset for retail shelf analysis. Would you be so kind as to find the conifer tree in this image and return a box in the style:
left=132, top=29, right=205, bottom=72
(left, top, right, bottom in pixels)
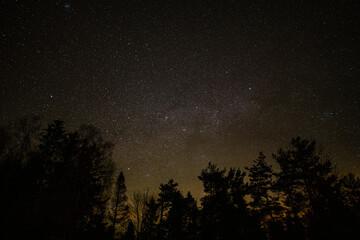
left=273, top=137, right=340, bottom=239
left=111, top=171, right=129, bottom=238
left=199, top=162, right=264, bottom=240
left=246, top=152, right=280, bottom=224
left=139, top=197, right=160, bottom=240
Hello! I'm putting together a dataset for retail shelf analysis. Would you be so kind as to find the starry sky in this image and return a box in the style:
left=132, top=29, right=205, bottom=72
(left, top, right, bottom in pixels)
left=1, top=0, right=359, bottom=198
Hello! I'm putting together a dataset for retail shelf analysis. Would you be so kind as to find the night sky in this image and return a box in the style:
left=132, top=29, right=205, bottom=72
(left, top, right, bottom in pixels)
left=1, top=0, right=359, bottom=198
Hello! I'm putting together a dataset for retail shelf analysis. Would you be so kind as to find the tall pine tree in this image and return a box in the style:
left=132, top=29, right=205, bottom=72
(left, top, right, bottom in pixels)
left=111, top=171, right=129, bottom=238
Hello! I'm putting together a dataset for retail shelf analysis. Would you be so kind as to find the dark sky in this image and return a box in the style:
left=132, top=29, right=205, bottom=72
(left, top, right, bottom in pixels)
left=1, top=0, right=359, bottom=198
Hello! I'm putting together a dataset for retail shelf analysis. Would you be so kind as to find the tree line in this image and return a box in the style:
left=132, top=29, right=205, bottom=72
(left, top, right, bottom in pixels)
left=0, top=117, right=359, bottom=240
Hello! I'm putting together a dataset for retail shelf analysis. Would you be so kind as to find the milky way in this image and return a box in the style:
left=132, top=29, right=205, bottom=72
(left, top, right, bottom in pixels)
left=1, top=0, right=359, bottom=198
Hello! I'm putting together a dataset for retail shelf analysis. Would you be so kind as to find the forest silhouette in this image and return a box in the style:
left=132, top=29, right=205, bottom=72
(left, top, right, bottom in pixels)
left=0, top=117, right=359, bottom=240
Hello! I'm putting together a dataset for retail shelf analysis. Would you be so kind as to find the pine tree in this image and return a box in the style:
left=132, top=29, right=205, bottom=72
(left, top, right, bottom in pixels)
left=246, top=152, right=280, bottom=225
left=183, top=192, right=200, bottom=239
left=198, top=162, right=264, bottom=240
left=158, top=179, right=180, bottom=224
left=139, top=197, right=160, bottom=240
left=273, top=137, right=340, bottom=239
left=157, top=179, right=185, bottom=240
left=111, top=171, right=129, bottom=238
left=0, top=119, right=115, bottom=239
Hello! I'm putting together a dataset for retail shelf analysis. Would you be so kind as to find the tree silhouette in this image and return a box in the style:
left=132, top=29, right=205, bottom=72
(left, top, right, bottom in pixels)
left=336, top=173, right=360, bottom=238
left=137, top=180, right=200, bottom=240
left=123, top=221, right=136, bottom=240
left=1, top=118, right=360, bottom=240
left=139, top=197, right=160, bottom=240
left=39, top=121, right=115, bottom=239
left=246, top=152, right=281, bottom=236
left=157, top=179, right=187, bottom=240
left=273, top=137, right=353, bottom=239
left=158, top=179, right=179, bottom=222
left=340, top=173, right=360, bottom=212
left=0, top=119, right=116, bottom=239
left=111, top=171, right=129, bottom=238
left=183, top=192, right=200, bottom=240
left=198, top=162, right=264, bottom=240
left=0, top=115, right=42, bottom=237
left=130, top=189, right=152, bottom=236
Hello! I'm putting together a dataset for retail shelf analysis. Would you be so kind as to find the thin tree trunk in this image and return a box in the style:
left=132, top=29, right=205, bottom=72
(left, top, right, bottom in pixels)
left=112, top=190, right=120, bottom=232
